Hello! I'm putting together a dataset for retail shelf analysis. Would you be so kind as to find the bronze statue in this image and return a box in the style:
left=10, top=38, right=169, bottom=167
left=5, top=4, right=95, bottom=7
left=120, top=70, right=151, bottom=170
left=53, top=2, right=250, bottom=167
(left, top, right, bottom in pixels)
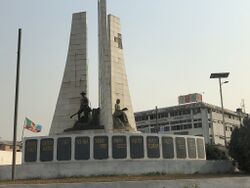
left=70, top=91, right=91, bottom=122
left=64, top=92, right=103, bottom=132
left=113, top=99, right=130, bottom=129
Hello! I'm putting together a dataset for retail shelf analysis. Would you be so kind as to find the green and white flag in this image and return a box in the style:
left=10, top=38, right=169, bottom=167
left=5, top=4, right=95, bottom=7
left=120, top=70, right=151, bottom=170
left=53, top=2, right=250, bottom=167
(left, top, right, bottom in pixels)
left=24, top=117, right=42, bottom=133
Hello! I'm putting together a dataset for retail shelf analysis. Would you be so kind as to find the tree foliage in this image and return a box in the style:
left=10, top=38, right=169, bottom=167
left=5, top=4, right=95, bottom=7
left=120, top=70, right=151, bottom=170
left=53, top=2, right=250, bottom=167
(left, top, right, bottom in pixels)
left=229, top=117, right=250, bottom=173
left=205, top=144, right=228, bottom=160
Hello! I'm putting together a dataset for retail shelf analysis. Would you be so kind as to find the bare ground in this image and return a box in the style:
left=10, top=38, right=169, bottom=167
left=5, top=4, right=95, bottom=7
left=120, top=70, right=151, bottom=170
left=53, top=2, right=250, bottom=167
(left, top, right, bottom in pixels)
left=0, top=173, right=248, bottom=185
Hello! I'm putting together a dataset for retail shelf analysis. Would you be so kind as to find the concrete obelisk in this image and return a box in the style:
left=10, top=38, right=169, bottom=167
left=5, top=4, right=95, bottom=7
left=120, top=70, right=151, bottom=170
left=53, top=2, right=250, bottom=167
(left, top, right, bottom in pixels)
left=98, top=0, right=137, bottom=132
left=50, top=12, right=88, bottom=135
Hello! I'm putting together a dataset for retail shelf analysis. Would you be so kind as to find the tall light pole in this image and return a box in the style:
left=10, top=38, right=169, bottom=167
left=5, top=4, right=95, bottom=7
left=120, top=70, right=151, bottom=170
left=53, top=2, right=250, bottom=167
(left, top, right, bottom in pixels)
left=210, top=72, right=230, bottom=147
left=12, top=28, right=22, bottom=181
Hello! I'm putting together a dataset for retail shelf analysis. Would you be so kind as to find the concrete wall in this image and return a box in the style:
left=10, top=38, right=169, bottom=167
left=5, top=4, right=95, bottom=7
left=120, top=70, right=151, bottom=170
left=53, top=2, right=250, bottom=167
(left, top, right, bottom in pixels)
left=1, top=176, right=248, bottom=188
left=0, top=151, right=21, bottom=165
left=0, top=160, right=233, bottom=180
left=49, top=12, right=88, bottom=135
left=22, top=134, right=206, bottom=163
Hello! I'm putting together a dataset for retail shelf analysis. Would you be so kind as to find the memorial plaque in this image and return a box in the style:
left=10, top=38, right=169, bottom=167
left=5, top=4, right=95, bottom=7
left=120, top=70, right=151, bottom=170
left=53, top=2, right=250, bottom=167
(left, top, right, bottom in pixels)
left=57, top=137, right=71, bottom=161
left=147, top=136, right=160, bottom=158
left=40, top=138, right=54, bottom=162
left=187, top=138, right=196, bottom=159
left=112, top=136, right=127, bottom=159
left=130, top=136, right=144, bottom=159
left=94, top=136, right=108, bottom=159
left=162, top=137, right=174, bottom=159
left=25, top=139, right=37, bottom=162
left=75, top=137, right=90, bottom=160
left=175, top=137, right=186, bottom=159
left=197, top=138, right=205, bottom=159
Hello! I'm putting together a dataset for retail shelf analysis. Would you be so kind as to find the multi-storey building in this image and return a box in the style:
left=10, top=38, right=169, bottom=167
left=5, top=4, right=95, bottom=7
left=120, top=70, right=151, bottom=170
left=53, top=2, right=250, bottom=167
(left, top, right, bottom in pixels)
left=135, top=101, right=247, bottom=146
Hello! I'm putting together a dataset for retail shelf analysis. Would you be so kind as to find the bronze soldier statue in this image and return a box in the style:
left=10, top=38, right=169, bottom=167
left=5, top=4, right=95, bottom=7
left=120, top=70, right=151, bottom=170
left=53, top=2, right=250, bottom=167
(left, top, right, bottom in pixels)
left=70, top=91, right=91, bottom=122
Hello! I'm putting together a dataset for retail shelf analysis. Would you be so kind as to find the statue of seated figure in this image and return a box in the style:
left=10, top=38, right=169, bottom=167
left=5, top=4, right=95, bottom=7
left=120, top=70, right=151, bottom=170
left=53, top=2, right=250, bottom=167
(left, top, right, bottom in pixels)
left=113, top=99, right=130, bottom=129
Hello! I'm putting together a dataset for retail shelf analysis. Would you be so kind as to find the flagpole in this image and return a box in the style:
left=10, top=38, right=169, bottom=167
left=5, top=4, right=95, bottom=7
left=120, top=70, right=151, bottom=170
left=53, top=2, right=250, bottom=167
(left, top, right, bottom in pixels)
left=12, top=28, right=22, bottom=181
left=21, top=119, right=26, bottom=143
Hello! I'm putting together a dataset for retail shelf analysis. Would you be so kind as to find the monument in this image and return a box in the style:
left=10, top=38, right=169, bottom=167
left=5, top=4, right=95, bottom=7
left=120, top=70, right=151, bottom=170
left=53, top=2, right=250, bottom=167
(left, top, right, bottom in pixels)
left=50, top=0, right=136, bottom=134
left=0, top=0, right=222, bottom=181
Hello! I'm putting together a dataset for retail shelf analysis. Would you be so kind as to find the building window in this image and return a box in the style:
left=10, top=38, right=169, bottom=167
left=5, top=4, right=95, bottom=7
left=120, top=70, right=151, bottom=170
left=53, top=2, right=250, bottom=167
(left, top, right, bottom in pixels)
left=194, top=123, right=202, bottom=128
left=183, top=109, right=191, bottom=115
left=171, top=126, right=177, bottom=131
left=164, top=126, right=170, bottom=132
left=183, top=124, right=192, bottom=129
left=193, top=108, right=201, bottom=114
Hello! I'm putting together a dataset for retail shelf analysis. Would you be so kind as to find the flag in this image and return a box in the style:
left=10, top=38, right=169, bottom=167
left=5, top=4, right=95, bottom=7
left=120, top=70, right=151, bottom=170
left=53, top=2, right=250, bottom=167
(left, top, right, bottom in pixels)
left=24, top=117, right=42, bottom=133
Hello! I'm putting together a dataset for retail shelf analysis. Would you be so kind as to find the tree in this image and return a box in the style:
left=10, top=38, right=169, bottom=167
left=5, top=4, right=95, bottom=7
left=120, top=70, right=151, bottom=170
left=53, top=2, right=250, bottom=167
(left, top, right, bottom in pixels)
left=205, top=144, right=228, bottom=160
left=229, top=117, right=250, bottom=173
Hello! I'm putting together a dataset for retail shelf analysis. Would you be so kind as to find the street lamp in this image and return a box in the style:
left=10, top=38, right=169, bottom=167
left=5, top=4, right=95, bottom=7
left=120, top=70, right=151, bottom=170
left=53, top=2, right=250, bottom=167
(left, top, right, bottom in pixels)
left=210, top=72, right=230, bottom=147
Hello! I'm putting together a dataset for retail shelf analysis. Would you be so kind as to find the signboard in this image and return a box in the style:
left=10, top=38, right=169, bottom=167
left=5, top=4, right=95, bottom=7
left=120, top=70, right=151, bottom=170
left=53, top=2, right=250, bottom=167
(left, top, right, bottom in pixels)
left=130, top=136, right=144, bottom=159
left=175, top=137, right=186, bottom=159
left=147, top=136, right=160, bottom=158
left=57, top=137, right=71, bottom=161
left=187, top=138, right=196, bottom=159
left=112, top=136, right=127, bottom=159
left=24, top=139, right=37, bottom=162
left=40, top=138, right=54, bottom=162
left=162, top=137, right=174, bottom=159
left=94, top=136, right=108, bottom=159
left=75, top=137, right=90, bottom=160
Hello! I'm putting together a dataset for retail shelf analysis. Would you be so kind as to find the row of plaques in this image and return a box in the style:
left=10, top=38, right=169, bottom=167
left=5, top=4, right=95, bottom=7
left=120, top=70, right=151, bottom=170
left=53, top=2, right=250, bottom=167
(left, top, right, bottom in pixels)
left=24, top=136, right=205, bottom=162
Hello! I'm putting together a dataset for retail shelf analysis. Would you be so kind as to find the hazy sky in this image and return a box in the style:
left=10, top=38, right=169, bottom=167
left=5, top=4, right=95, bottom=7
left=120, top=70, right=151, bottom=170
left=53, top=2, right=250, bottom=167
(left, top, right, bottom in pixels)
left=1, top=0, right=250, bottom=141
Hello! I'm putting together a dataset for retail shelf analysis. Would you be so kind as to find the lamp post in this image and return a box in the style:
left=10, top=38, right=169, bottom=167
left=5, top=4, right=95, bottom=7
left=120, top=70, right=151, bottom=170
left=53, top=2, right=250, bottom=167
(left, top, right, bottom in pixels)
left=210, top=72, right=230, bottom=147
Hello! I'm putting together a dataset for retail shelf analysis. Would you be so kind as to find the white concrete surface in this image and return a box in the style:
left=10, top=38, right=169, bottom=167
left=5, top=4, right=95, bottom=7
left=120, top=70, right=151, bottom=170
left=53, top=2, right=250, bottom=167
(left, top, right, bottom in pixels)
left=98, top=0, right=137, bottom=132
left=0, top=151, right=21, bottom=165
left=49, top=12, right=88, bottom=135
left=98, top=0, right=113, bottom=132
left=108, top=14, right=137, bottom=131
left=0, top=160, right=233, bottom=181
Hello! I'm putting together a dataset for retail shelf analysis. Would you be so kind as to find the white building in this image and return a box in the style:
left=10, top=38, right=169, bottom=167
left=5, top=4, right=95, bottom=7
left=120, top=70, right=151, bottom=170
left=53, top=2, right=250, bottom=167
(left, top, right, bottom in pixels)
left=135, top=102, right=248, bottom=146
left=0, top=140, right=22, bottom=165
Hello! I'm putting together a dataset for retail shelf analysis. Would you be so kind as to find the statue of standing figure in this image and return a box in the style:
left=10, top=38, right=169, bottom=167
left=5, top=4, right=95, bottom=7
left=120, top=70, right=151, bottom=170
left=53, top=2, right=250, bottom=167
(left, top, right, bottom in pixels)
left=70, top=91, right=91, bottom=122
left=113, top=99, right=130, bottom=129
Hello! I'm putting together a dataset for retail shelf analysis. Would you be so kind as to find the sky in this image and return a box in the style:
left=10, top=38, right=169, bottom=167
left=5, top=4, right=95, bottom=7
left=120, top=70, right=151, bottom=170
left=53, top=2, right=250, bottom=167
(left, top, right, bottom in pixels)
left=1, top=0, right=250, bottom=141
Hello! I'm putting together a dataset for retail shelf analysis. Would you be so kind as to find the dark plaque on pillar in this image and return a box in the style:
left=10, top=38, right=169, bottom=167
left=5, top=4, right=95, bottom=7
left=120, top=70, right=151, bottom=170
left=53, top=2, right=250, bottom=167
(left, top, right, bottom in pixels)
left=75, top=137, right=90, bottom=160
left=176, top=137, right=186, bottom=159
left=187, top=138, right=196, bottom=159
left=112, top=136, right=127, bottom=159
left=25, top=139, right=37, bottom=162
left=57, top=137, right=71, bottom=161
left=130, top=136, right=144, bottom=159
left=40, top=138, right=54, bottom=162
left=94, top=136, right=108, bottom=159
left=197, top=138, right=205, bottom=159
left=162, top=137, right=174, bottom=159
left=147, top=136, right=160, bottom=158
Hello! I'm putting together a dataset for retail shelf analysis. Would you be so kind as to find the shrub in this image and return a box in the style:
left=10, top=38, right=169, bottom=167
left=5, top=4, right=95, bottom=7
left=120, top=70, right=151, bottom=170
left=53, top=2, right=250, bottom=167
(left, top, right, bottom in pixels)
left=229, top=118, right=250, bottom=173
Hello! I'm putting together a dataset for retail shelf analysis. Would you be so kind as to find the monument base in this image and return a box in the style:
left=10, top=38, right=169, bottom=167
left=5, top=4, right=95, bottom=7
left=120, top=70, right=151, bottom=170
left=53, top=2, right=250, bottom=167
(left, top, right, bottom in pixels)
left=0, top=160, right=233, bottom=180
left=9, top=133, right=213, bottom=181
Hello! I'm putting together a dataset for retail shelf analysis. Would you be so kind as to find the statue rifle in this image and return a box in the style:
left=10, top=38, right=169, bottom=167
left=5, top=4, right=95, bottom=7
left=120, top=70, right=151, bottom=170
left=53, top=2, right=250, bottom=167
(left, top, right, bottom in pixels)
left=70, top=112, right=78, bottom=119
